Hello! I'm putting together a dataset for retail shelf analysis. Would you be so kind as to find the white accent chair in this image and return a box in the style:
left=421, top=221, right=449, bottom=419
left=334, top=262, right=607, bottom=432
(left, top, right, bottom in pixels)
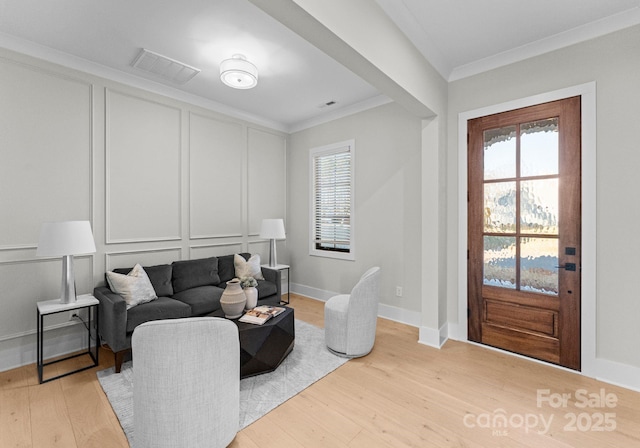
left=132, top=317, right=239, bottom=448
left=324, top=267, right=381, bottom=358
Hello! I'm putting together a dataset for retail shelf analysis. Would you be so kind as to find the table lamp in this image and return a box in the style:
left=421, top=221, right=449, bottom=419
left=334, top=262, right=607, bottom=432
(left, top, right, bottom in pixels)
left=259, top=219, right=286, bottom=267
left=36, top=220, right=96, bottom=303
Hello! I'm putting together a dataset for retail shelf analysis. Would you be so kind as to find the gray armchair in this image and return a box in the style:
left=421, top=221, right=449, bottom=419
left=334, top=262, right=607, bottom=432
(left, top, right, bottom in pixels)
left=324, top=267, right=381, bottom=358
left=132, top=317, right=239, bottom=448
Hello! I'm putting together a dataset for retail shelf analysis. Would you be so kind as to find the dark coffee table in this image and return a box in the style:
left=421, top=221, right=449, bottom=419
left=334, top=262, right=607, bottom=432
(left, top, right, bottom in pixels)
left=209, top=307, right=295, bottom=378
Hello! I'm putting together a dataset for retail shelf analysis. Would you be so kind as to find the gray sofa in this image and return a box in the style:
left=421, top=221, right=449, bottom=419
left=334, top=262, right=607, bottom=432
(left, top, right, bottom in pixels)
left=93, top=253, right=281, bottom=372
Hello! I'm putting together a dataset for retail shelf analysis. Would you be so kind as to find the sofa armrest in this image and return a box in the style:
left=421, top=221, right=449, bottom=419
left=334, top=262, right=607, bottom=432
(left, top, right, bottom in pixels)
left=93, top=286, right=129, bottom=352
left=261, top=266, right=282, bottom=301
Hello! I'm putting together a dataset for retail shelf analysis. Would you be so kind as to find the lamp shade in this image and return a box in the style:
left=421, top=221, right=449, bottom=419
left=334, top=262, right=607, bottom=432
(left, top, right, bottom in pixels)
left=36, top=221, right=96, bottom=256
left=259, top=219, right=286, bottom=240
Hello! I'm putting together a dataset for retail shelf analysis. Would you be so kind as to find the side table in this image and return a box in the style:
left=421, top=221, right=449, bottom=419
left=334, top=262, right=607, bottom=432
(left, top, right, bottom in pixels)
left=37, top=294, right=99, bottom=383
left=263, top=264, right=290, bottom=304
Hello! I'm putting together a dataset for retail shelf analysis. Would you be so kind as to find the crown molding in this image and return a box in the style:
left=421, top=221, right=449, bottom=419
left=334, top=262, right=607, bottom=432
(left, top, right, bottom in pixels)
left=0, top=31, right=289, bottom=133
left=289, top=95, right=392, bottom=134
left=449, top=7, right=640, bottom=82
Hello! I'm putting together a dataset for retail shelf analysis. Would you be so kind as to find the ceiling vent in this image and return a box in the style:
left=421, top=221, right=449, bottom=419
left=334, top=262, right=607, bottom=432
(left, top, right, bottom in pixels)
left=132, top=48, right=200, bottom=84
left=318, top=100, right=338, bottom=109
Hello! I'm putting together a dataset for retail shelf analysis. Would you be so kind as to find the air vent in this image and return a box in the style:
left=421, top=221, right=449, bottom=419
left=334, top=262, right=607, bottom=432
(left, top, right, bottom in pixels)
left=318, top=100, right=338, bottom=109
left=132, top=48, right=200, bottom=84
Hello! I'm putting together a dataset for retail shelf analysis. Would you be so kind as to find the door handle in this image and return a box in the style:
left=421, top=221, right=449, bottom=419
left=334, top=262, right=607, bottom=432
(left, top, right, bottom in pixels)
left=555, top=263, right=577, bottom=271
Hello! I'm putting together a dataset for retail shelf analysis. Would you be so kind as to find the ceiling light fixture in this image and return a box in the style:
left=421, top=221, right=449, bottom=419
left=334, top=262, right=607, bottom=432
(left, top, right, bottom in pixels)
left=220, top=54, right=258, bottom=89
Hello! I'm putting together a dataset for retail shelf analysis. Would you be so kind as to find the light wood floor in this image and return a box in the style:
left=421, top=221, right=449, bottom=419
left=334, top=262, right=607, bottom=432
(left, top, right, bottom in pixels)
left=2, top=294, right=639, bottom=447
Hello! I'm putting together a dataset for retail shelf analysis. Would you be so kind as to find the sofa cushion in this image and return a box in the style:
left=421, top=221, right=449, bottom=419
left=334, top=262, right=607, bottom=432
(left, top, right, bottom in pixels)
left=234, top=253, right=265, bottom=280
left=106, top=264, right=158, bottom=310
left=218, top=253, right=250, bottom=283
left=255, top=279, right=277, bottom=299
left=172, top=285, right=224, bottom=316
left=113, top=264, right=173, bottom=297
left=126, top=297, right=191, bottom=333
left=172, top=257, right=220, bottom=294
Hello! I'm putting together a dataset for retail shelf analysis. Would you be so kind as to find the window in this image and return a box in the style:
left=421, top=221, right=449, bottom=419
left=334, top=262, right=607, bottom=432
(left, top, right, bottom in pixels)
left=309, top=140, right=355, bottom=260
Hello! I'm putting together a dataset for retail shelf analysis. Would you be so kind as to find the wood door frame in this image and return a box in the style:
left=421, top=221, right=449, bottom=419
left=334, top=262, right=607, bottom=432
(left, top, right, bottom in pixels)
left=467, top=97, right=581, bottom=369
left=455, top=82, right=597, bottom=376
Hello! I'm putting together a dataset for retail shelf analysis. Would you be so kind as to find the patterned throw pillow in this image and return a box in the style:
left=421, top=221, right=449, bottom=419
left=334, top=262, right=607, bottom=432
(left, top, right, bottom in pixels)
left=106, top=263, right=158, bottom=309
left=233, top=254, right=265, bottom=280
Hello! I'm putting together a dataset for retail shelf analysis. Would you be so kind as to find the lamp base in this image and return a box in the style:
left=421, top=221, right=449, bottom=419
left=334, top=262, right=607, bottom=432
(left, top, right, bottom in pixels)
left=60, top=255, right=77, bottom=304
left=268, top=239, right=277, bottom=267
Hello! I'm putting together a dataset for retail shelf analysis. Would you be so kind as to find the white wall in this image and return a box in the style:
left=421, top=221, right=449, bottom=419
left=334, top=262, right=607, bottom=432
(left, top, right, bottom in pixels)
left=252, top=0, right=450, bottom=344
left=0, top=48, right=286, bottom=371
left=447, top=25, right=640, bottom=378
left=288, top=102, right=423, bottom=322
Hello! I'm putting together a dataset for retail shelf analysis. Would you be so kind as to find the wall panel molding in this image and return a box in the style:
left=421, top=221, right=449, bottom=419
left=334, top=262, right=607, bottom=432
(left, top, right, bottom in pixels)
left=0, top=56, right=93, bottom=250
left=190, top=242, right=244, bottom=259
left=0, top=48, right=287, bottom=373
left=105, top=88, right=182, bottom=244
left=247, top=128, right=287, bottom=236
left=105, top=247, right=183, bottom=270
left=189, top=112, right=244, bottom=239
left=0, top=255, right=94, bottom=340
left=190, top=233, right=243, bottom=240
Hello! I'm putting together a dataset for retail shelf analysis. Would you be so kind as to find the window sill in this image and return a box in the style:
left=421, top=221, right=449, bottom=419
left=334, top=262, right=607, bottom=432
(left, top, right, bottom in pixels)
left=309, top=248, right=355, bottom=261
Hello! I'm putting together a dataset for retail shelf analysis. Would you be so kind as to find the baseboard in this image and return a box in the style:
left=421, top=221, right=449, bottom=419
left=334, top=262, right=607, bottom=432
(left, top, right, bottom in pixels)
left=418, top=323, right=448, bottom=349
left=449, top=320, right=640, bottom=392
left=291, top=281, right=434, bottom=334
left=8, top=286, right=636, bottom=393
left=290, top=283, right=338, bottom=303
left=291, top=282, right=423, bottom=326
left=0, top=323, right=88, bottom=373
left=590, top=358, right=640, bottom=392
left=292, top=283, right=640, bottom=391
left=447, top=321, right=463, bottom=341
left=377, top=303, right=421, bottom=327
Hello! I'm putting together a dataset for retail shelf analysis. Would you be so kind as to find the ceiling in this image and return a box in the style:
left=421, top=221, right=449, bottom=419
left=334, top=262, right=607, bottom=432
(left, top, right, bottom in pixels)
left=377, top=0, right=640, bottom=81
left=1, top=0, right=639, bottom=132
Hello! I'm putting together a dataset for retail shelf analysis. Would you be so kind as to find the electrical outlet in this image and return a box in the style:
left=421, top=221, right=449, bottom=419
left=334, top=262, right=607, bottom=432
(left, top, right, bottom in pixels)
left=396, top=286, right=403, bottom=297
left=68, top=311, right=76, bottom=321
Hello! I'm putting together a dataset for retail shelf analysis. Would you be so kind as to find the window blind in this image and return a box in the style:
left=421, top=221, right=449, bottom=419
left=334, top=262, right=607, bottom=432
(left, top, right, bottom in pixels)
left=313, top=148, right=351, bottom=252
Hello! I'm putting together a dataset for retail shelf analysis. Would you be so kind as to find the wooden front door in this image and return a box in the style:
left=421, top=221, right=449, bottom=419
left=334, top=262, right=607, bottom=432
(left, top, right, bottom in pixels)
left=468, top=97, right=581, bottom=370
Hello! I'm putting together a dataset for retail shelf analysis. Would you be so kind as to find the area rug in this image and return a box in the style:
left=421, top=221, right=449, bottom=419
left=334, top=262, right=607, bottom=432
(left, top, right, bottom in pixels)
left=97, top=319, right=348, bottom=445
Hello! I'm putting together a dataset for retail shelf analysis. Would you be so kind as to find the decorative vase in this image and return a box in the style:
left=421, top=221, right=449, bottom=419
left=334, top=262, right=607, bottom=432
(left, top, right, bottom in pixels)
left=220, top=279, right=246, bottom=319
left=244, top=286, right=258, bottom=310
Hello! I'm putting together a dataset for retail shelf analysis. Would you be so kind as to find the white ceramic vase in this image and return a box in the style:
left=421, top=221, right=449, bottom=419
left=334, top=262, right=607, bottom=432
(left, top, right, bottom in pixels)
left=244, top=286, right=258, bottom=310
left=220, top=279, right=246, bottom=319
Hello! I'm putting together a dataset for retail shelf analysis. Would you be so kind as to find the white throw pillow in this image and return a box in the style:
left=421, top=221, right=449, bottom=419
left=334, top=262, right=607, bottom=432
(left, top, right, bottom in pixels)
left=106, top=264, right=158, bottom=309
left=234, top=254, right=264, bottom=280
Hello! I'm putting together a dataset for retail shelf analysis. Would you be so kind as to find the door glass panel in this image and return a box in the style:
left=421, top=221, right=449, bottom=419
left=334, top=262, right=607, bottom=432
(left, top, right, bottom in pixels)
left=482, top=120, right=561, bottom=292
left=521, top=237, right=558, bottom=295
left=484, top=182, right=516, bottom=233
left=483, top=236, right=516, bottom=289
left=520, top=179, right=559, bottom=234
left=521, top=118, right=558, bottom=177
left=484, top=125, right=516, bottom=180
